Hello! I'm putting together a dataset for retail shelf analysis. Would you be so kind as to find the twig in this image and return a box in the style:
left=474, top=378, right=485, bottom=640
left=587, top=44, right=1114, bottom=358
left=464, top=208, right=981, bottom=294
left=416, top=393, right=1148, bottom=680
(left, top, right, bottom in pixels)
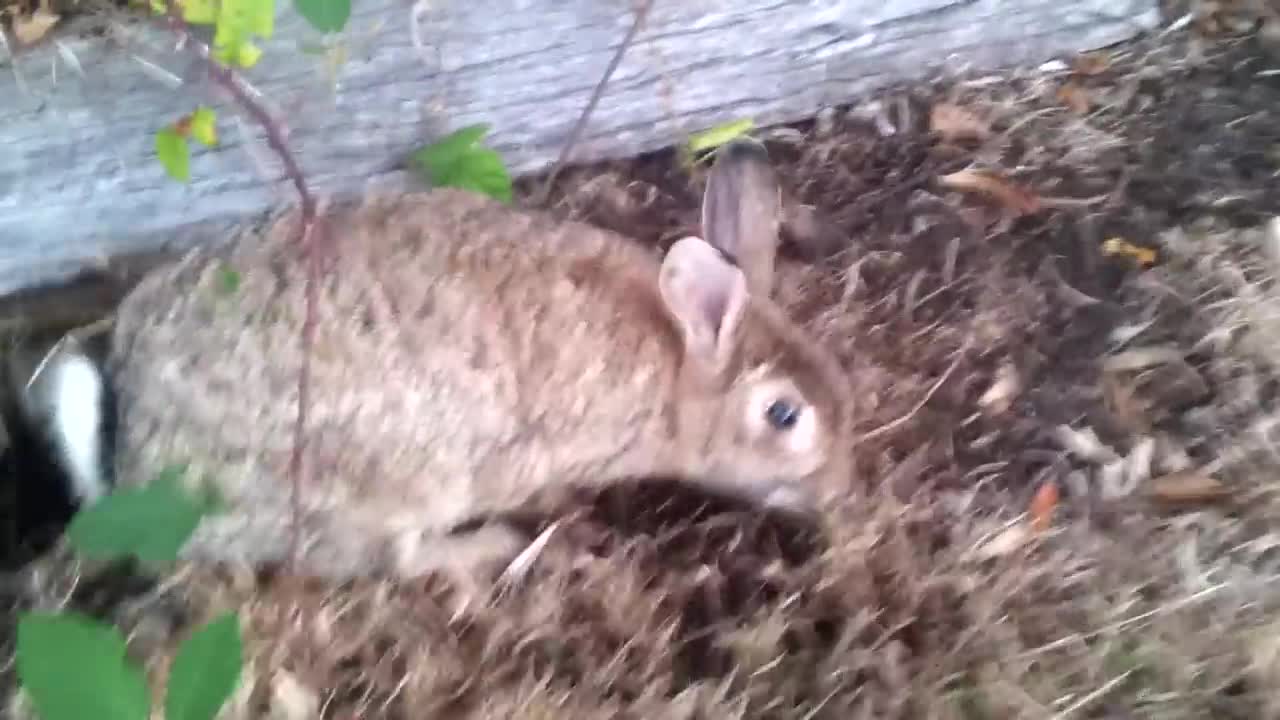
left=533, top=0, right=656, bottom=206
left=1051, top=669, right=1135, bottom=719
left=161, top=4, right=319, bottom=576
left=857, top=339, right=970, bottom=444
left=163, top=11, right=315, bottom=220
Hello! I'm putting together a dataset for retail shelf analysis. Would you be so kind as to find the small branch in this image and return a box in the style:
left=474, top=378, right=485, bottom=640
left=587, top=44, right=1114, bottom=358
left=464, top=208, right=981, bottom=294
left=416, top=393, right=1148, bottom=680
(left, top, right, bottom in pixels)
left=162, top=12, right=315, bottom=220
left=162, top=4, right=319, bottom=574
left=857, top=338, right=970, bottom=444
left=534, top=0, right=655, bottom=206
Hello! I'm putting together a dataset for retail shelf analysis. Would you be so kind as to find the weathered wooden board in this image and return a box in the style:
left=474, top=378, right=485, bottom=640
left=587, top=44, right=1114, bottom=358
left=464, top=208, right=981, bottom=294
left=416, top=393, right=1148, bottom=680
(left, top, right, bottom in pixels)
left=0, top=0, right=1160, bottom=296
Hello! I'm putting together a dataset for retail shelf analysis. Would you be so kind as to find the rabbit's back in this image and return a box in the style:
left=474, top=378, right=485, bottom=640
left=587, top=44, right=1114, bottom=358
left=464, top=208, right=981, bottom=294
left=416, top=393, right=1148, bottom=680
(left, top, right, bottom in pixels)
left=110, top=190, right=684, bottom=538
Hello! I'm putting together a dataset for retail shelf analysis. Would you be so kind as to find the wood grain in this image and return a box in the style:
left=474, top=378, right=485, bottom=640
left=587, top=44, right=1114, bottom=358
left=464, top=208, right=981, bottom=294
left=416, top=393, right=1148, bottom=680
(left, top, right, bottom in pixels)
left=0, top=0, right=1160, bottom=296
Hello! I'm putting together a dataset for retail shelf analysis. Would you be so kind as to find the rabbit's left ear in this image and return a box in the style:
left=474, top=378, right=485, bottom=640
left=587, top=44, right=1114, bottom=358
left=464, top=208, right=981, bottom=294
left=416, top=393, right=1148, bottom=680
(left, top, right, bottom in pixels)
left=658, top=236, right=748, bottom=373
left=701, top=138, right=782, bottom=297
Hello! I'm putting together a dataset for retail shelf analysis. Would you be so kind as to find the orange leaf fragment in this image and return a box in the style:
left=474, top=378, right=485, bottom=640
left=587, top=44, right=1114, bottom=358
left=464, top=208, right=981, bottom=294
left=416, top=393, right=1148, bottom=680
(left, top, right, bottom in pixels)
left=937, top=169, right=1041, bottom=215
left=1072, top=51, right=1111, bottom=76
left=1145, top=470, right=1230, bottom=505
left=929, top=103, right=991, bottom=143
left=1029, top=480, right=1059, bottom=533
left=1056, top=81, right=1091, bottom=115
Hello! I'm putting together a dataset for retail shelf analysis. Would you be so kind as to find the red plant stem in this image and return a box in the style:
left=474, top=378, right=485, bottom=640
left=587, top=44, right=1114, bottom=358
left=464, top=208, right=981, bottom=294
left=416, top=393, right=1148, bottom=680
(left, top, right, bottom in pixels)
left=163, top=4, right=318, bottom=574
left=535, top=0, right=655, bottom=205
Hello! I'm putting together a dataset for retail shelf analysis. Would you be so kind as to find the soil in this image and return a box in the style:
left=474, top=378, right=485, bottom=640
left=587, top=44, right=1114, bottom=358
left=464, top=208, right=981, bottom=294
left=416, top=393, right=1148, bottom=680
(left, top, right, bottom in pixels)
left=5, top=10, right=1280, bottom=720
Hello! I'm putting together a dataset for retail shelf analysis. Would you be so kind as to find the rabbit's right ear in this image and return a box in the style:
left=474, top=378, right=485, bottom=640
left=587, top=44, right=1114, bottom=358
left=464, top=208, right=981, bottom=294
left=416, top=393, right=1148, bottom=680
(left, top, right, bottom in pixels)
left=701, top=138, right=782, bottom=296
left=658, top=236, right=749, bottom=374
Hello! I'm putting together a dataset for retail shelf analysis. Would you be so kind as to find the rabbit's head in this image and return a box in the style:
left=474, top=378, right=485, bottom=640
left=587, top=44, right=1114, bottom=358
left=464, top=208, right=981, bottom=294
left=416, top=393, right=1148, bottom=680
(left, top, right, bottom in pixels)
left=654, top=139, right=852, bottom=516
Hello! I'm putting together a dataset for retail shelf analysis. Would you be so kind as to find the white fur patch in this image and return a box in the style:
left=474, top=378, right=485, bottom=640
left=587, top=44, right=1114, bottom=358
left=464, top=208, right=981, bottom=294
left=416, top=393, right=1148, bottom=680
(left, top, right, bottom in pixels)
left=44, top=352, right=108, bottom=504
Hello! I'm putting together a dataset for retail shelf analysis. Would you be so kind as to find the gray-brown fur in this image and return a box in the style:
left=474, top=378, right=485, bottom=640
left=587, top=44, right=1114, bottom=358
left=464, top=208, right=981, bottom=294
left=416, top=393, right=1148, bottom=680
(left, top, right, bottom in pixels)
left=107, top=171, right=851, bottom=582
left=702, top=139, right=783, bottom=296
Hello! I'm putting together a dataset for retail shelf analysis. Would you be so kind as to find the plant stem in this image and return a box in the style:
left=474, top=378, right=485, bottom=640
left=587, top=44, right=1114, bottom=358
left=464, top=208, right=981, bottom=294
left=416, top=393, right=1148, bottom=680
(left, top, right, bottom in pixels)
left=535, top=0, right=655, bottom=205
left=161, top=4, right=318, bottom=574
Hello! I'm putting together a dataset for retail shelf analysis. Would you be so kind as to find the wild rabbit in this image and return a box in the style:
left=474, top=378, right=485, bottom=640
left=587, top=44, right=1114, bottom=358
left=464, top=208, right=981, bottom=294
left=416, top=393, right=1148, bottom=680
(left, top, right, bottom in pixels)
left=104, top=138, right=854, bottom=582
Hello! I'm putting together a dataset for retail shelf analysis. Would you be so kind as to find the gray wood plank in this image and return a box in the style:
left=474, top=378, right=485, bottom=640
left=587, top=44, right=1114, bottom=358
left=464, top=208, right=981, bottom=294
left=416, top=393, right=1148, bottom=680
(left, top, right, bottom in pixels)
left=0, top=0, right=1160, bottom=296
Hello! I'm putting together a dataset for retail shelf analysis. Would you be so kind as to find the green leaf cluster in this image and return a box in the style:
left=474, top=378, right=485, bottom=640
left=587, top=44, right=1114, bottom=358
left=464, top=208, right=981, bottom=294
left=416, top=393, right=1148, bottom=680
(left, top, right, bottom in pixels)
left=17, top=465, right=240, bottom=720
left=17, top=611, right=243, bottom=720
left=409, top=124, right=514, bottom=203
left=150, top=0, right=354, bottom=182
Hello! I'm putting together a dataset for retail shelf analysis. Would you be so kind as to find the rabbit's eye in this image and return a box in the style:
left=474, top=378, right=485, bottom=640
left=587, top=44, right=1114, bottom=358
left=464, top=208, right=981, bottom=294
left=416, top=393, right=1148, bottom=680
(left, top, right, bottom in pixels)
left=765, top=399, right=801, bottom=430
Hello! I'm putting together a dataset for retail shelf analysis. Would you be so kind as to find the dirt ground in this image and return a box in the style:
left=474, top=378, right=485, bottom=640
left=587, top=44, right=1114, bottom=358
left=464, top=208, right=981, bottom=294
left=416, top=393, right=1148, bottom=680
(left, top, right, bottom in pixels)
left=5, top=6, right=1280, bottom=720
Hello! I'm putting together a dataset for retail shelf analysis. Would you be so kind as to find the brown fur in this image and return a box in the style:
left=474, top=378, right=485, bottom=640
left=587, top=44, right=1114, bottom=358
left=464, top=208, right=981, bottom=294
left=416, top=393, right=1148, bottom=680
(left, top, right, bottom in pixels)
left=106, top=179, right=852, bottom=583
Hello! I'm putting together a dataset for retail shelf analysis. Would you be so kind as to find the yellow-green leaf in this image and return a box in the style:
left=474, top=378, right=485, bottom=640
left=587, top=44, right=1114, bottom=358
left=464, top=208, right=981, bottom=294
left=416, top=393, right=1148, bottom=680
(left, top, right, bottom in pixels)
left=179, top=0, right=218, bottom=24
left=190, top=106, right=219, bottom=147
left=409, top=125, right=513, bottom=203
left=219, top=0, right=273, bottom=37
left=235, top=41, right=263, bottom=67
left=684, top=118, right=755, bottom=157
left=155, top=127, right=191, bottom=182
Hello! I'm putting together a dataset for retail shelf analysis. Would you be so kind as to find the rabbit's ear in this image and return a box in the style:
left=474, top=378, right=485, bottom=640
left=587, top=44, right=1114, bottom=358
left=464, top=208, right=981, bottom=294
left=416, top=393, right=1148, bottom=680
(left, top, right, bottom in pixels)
left=701, top=138, right=782, bottom=297
left=658, top=236, right=749, bottom=372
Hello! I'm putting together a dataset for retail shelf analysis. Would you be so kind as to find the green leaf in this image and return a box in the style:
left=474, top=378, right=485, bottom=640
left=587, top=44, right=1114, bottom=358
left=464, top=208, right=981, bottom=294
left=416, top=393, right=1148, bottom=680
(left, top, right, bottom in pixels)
left=66, top=465, right=212, bottom=565
left=685, top=118, right=756, bottom=156
left=440, top=147, right=513, bottom=202
left=156, top=127, right=191, bottom=182
left=219, top=0, right=273, bottom=37
left=209, top=0, right=273, bottom=68
left=294, top=0, right=350, bottom=33
left=179, top=0, right=218, bottom=25
left=217, top=265, right=241, bottom=295
left=410, top=124, right=490, bottom=171
left=409, top=125, right=513, bottom=203
left=213, top=33, right=263, bottom=68
left=680, top=118, right=757, bottom=168
left=165, top=612, right=244, bottom=720
left=189, top=106, right=219, bottom=147
left=17, top=613, right=151, bottom=720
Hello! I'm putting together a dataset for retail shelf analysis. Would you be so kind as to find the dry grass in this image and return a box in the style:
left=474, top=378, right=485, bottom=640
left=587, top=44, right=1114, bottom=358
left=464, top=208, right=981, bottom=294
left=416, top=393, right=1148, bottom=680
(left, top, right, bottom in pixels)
left=6, top=19, right=1280, bottom=720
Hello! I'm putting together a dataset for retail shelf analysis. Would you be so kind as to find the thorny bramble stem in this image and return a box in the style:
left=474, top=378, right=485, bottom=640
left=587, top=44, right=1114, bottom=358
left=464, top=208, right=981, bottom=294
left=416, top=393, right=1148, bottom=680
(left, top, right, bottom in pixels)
left=162, top=2, right=318, bottom=574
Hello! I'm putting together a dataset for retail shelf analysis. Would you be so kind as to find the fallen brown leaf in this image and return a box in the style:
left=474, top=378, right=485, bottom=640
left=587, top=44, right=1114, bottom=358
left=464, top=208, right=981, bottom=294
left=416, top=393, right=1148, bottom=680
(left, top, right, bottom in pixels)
left=1144, top=469, right=1231, bottom=505
left=1101, top=346, right=1210, bottom=432
left=12, top=8, right=59, bottom=46
left=1029, top=480, right=1059, bottom=533
left=1072, top=51, right=1112, bottom=76
left=937, top=169, right=1041, bottom=215
left=929, top=103, right=991, bottom=143
left=1102, top=371, right=1154, bottom=435
left=1056, top=81, right=1091, bottom=115
left=976, top=524, right=1033, bottom=560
